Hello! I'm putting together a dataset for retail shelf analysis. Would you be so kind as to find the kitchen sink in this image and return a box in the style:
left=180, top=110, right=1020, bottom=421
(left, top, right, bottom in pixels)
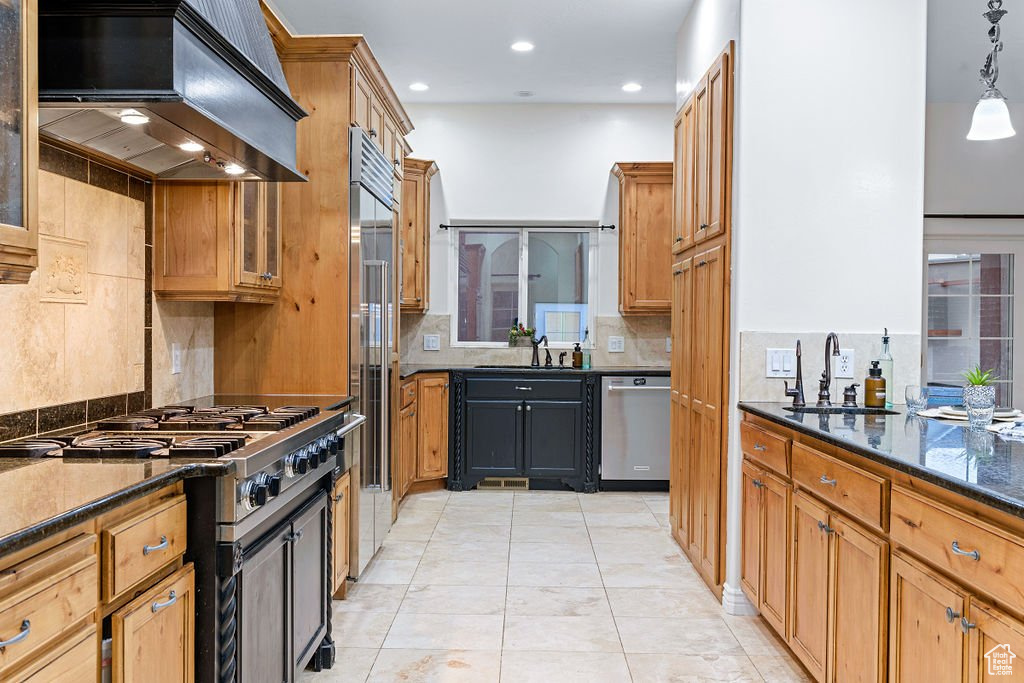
left=783, top=406, right=898, bottom=416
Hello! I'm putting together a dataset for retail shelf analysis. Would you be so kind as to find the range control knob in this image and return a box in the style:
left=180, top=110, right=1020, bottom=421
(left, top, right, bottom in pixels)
left=241, top=476, right=270, bottom=511
left=284, top=450, right=309, bottom=477
left=267, top=473, right=282, bottom=497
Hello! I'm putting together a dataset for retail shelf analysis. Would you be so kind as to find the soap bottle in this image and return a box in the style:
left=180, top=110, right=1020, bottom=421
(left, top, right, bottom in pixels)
left=864, top=361, right=886, bottom=408
left=572, top=343, right=583, bottom=369
left=878, top=328, right=894, bottom=408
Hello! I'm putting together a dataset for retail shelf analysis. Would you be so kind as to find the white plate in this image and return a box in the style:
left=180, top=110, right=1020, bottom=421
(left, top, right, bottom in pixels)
left=939, top=406, right=1021, bottom=419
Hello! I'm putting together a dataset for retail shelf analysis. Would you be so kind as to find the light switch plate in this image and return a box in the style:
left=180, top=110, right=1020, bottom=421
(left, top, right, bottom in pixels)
left=665, top=337, right=672, bottom=353
left=423, top=334, right=441, bottom=351
left=171, top=343, right=183, bottom=375
left=608, top=336, right=625, bottom=353
left=835, top=350, right=855, bottom=378
left=765, top=348, right=797, bottom=378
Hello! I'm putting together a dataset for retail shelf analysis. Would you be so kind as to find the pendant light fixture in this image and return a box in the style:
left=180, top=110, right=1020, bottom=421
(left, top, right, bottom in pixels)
left=967, top=0, right=1016, bottom=140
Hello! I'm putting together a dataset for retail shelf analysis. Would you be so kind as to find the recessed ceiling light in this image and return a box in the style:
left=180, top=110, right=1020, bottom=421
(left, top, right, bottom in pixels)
left=179, top=141, right=204, bottom=152
left=515, top=90, right=535, bottom=98
left=119, top=109, right=150, bottom=125
left=409, top=82, right=430, bottom=92
left=223, top=163, right=245, bottom=176
left=511, top=41, right=534, bottom=53
left=622, top=82, right=643, bottom=93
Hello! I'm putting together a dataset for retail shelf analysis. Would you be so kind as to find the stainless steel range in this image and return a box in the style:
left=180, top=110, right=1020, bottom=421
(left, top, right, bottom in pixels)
left=2, top=397, right=364, bottom=683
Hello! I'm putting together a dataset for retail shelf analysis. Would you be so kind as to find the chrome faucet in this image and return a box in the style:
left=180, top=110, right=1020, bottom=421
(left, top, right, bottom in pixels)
left=784, top=340, right=806, bottom=408
left=531, top=335, right=549, bottom=368
left=818, top=332, right=841, bottom=407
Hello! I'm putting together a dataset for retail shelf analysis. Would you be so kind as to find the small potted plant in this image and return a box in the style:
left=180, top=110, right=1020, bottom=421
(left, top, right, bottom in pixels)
left=962, top=365, right=998, bottom=429
left=508, top=320, right=536, bottom=347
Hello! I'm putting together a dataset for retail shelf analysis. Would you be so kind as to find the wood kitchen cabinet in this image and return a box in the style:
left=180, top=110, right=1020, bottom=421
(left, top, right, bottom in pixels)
left=396, top=373, right=450, bottom=501
left=0, top=0, right=38, bottom=284
left=398, top=401, right=418, bottom=498
left=400, top=158, right=438, bottom=311
left=669, top=41, right=734, bottom=598
left=111, top=563, right=195, bottom=683
left=613, top=162, right=673, bottom=314
left=331, top=470, right=351, bottom=598
left=740, top=460, right=790, bottom=638
left=154, top=181, right=282, bottom=303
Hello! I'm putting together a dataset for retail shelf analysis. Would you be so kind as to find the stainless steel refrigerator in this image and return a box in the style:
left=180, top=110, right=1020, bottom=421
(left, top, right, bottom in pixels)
left=349, top=126, right=396, bottom=576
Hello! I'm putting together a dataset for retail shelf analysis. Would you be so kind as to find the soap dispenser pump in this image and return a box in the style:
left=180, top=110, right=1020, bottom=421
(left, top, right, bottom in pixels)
left=572, top=343, right=583, bottom=369
left=864, top=361, right=886, bottom=408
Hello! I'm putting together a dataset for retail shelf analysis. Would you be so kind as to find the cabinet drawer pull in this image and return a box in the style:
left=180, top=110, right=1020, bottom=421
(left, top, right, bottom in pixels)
left=961, top=617, right=977, bottom=634
left=817, top=520, right=834, bottom=535
left=951, top=540, right=981, bottom=561
left=819, top=475, right=837, bottom=487
left=945, top=606, right=960, bottom=623
left=753, top=443, right=767, bottom=452
left=151, top=591, right=177, bottom=614
left=514, top=386, right=533, bottom=391
left=0, top=620, right=30, bottom=649
left=143, top=535, right=169, bottom=556
left=752, top=479, right=765, bottom=489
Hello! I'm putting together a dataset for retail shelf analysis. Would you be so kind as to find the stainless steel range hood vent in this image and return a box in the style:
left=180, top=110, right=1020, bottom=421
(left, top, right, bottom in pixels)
left=38, top=0, right=308, bottom=182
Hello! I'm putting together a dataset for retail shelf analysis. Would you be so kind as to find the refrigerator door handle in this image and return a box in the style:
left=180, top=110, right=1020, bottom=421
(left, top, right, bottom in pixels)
left=379, top=261, right=391, bottom=493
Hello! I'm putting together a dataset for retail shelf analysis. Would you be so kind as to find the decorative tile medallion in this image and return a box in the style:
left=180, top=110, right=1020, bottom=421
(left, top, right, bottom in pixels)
left=39, top=235, right=89, bottom=304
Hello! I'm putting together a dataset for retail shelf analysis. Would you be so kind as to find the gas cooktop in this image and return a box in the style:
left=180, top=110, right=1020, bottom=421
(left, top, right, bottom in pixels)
left=0, top=404, right=321, bottom=459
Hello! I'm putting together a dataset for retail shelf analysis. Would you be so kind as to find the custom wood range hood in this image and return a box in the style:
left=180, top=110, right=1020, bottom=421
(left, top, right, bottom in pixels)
left=35, top=0, right=307, bottom=181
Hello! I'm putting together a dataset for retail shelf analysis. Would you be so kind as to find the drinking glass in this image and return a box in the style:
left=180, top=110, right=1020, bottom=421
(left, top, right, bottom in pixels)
left=964, top=386, right=996, bottom=430
left=905, top=385, right=929, bottom=415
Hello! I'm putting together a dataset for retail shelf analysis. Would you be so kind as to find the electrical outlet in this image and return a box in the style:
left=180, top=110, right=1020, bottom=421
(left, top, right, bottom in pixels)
left=665, top=337, right=672, bottom=353
left=608, top=336, right=625, bottom=353
left=765, top=348, right=797, bottom=378
left=171, top=343, right=183, bottom=375
left=423, top=334, right=441, bottom=351
left=835, top=349, right=855, bottom=378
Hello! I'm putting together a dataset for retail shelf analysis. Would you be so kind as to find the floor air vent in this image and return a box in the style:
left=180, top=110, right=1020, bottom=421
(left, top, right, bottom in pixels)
left=477, top=477, right=529, bottom=490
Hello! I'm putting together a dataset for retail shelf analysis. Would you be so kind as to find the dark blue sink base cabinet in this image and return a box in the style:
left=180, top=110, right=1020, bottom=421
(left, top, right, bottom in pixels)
left=448, top=371, right=598, bottom=493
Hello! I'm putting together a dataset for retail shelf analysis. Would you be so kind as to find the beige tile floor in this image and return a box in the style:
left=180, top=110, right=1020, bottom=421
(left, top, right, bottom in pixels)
left=303, top=490, right=808, bottom=683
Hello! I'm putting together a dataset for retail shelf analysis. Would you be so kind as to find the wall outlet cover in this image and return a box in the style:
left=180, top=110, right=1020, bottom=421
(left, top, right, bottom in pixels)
left=171, top=342, right=183, bottom=375
left=835, top=350, right=855, bottom=379
left=608, top=336, right=625, bottom=353
left=423, top=334, right=441, bottom=351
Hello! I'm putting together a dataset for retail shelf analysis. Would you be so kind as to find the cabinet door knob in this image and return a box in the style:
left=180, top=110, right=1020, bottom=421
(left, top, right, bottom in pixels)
left=817, top=520, right=834, bottom=534
left=526, top=405, right=532, bottom=412
left=945, top=606, right=960, bottom=623
left=752, top=479, right=765, bottom=489
left=699, top=223, right=708, bottom=230
left=335, top=492, right=344, bottom=502
left=951, top=540, right=981, bottom=561
left=517, top=405, right=522, bottom=412
left=369, top=129, right=378, bottom=138
left=674, top=236, right=683, bottom=243
left=961, top=617, right=977, bottom=634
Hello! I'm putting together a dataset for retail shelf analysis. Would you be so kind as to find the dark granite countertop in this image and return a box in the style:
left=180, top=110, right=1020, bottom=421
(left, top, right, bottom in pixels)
left=174, top=394, right=353, bottom=411
left=399, top=365, right=670, bottom=379
left=0, top=458, right=233, bottom=557
left=738, top=402, right=1024, bottom=519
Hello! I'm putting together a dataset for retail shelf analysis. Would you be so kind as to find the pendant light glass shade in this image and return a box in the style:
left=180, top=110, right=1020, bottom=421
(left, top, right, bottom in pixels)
left=967, top=88, right=1017, bottom=140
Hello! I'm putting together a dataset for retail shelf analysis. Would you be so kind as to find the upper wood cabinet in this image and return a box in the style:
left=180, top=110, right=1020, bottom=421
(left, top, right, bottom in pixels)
left=155, top=181, right=282, bottom=304
left=672, top=97, right=696, bottom=254
left=0, top=0, right=38, bottom=284
left=613, top=162, right=673, bottom=315
left=400, top=158, right=438, bottom=311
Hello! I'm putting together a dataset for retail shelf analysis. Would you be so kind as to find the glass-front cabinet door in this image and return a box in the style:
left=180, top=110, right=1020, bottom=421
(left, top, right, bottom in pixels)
left=263, top=183, right=282, bottom=288
left=236, top=181, right=263, bottom=287
left=0, top=0, right=37, bottom=283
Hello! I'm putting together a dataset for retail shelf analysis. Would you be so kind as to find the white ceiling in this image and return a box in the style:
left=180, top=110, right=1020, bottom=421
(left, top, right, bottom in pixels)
left=929, top=0, right=1024, bottom=102
left=266, top=0, right=693, bottom=104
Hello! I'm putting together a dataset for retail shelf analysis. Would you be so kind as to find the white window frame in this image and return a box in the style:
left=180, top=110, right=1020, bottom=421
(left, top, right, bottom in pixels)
left=923, top=218, right=1024, bottom=405
left=449, top=226, right=599, bottom=349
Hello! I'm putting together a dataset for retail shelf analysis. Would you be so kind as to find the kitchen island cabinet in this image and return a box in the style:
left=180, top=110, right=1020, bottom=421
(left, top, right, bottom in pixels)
left=739, top=402, right=1024, bottom=683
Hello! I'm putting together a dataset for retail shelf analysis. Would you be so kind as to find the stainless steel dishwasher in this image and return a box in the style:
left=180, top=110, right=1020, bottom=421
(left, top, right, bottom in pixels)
left=600, top=375, right=671, bottom=489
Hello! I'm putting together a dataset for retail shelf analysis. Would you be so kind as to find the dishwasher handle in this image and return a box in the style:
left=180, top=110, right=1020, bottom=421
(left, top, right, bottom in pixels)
left=606, top=386, right=670, bottom=392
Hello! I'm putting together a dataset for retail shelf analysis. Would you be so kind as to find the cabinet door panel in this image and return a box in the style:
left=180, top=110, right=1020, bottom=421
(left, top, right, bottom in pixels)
left=352, top=66, right=372, bottom=130
left=400, top=173, right=423, bottom=308
left=112, top=563, right=195, bottom=683
left=465, top=400, right=522, bottom=477
left=966, top=598, right=1024, bottom=683
left=524, top=400, right=582, bottom=479
left=697, top=409, right=722, bottom=584
left=739, top=460, right=763, bottom=606
left=399, top=403, right=417, bottom=497
left=789, top=491, right=830, bottom=682
left=889, top=552, right=966, bottom=683
left=618, top=168, right=672, bottom=313
left=703, top=50, right=730, bottom=242
left=292, top=495, right=329, bottom=672
left=829, top=512, right=887, bottom=683
left=761, top=472, right=790, bottom=639
left=693, top=75, right=710, bottom=243
left=264, top=183, right=281, bottom=287
left=239, top=530, right=289, bottom=683
left=236, top=182, right=262, bottom=287
left=417, top=376, right=449, bottom=480
left=673, top=97, right=696, bottom=254
left=332, top=472, right=351, bottom=595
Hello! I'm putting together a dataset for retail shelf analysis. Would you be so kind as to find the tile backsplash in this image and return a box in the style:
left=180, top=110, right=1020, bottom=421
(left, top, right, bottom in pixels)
left=400, top=313, right=670, bottom=367
left=739, top=331, right=922, bottom=404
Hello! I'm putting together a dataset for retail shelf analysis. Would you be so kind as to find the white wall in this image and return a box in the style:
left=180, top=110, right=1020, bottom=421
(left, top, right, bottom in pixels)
left=926, top=102, right=1024, bottom=214
left=675, top=0, right=740, bottom=108
left=405, top=103, right=674, bottom=318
